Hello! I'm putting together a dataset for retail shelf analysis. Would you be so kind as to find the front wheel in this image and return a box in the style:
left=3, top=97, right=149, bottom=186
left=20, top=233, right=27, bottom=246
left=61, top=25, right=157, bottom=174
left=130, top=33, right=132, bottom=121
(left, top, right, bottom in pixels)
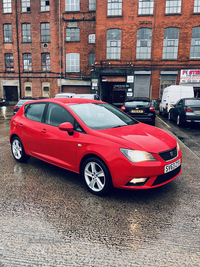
left=11, top=136, right=30, bottom=162
left=81, top=157, right=112, bottom=196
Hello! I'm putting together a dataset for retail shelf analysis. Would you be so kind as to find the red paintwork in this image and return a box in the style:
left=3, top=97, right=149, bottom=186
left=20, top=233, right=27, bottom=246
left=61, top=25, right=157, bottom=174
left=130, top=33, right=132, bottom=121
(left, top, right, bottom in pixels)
left=10, top=98, right=182, bottom=190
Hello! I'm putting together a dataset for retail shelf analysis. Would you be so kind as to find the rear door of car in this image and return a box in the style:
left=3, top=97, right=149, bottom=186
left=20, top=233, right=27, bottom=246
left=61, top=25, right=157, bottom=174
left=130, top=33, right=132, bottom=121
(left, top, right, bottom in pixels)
left=17, top=102, right=46, bottom=156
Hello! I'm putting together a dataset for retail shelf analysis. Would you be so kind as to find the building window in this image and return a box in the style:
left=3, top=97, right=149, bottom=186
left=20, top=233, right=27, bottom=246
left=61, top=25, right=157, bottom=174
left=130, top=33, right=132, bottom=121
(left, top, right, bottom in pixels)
left=5, top=54, right=14, bottom=72
left=22, top=24, right=31, bottom=43
left=42, top=53, right=50, bottom=71
left=21, top=0, right=30, bottom=12
left=3, top=0, right=12, bottom=13
left=136, top=28, right=152, bottom=59
left=138, top=0, right=154, bottom=15
left=165, top=0, right=181, bottom=14
left=65, top=0, right=79, bottom=11
left=190, top=27, right=200, bottom=59
left=66, top=53, right=80, bottom=72
left=66, top=28, right=80, bottom=42
left=107, top=29, right=121, bottom=60
left=162, top=27, right=179, bottom=59
left=41, top=23, right=50, bottom=42
left=23, top=54, right=32, bottom=72
left=107, top=0, right=122, bottom=16
left=40, top=0, right=50, bottom=11
left=89, top=0, right=96, bottom=11
left=4, top=24, right=12, bottom=43
left=88, top=53, right=95, bottom=66
left=88, top=34, right=95, bottom=43
left=194, top=0, right=200, bottom=13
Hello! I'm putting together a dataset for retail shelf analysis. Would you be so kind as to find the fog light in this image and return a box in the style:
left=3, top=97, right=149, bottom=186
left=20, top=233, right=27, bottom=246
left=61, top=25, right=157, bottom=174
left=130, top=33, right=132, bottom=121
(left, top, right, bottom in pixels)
left=129, top=178, right=147, bottom=184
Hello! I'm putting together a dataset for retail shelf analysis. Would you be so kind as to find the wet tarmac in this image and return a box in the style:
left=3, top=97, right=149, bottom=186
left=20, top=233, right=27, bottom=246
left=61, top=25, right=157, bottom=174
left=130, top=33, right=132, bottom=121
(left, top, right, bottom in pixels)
left=0, top=106, right=199, bottom=266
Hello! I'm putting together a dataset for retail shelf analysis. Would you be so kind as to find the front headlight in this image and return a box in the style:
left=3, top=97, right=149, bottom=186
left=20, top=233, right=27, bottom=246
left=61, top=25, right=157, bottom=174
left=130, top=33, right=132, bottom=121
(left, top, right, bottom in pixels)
left=120, top=148, right=157, bottom=163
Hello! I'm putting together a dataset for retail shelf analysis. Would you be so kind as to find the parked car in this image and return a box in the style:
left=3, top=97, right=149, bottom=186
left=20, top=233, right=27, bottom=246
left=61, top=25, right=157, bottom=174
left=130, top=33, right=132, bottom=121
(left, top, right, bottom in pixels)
left=0, top=98, right=9, bottom=106
left=121, top=97, right=156, bottom=125
left=13, top=98, right=37, bottom=115
left=159, top=85, right=194, bottom=117
left=10, top=98, right=182, bottom=195
left=168, top=98, right=200, bottom=126
left=54, top=93, right=76, bottom=98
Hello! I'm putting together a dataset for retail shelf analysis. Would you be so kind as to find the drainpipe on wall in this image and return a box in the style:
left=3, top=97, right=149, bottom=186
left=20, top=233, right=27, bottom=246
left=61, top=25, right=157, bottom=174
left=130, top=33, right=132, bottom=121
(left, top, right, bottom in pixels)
left=150, top=0, right=158, bottom=100
left=15, top=0, right=21, bottom=99
left=59, top=0, right=62, bottom=93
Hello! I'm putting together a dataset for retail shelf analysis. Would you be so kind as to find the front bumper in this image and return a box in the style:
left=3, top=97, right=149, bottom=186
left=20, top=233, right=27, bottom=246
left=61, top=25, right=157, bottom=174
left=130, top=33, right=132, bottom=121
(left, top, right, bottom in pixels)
left=107, top=149, right=182, bottom=190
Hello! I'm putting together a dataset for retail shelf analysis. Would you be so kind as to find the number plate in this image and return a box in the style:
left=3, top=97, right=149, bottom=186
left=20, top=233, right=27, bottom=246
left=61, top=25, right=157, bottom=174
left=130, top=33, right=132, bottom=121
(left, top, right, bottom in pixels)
left=164, top=159, right=181, bottom=173
left=131, top=110, right=143, bottom=113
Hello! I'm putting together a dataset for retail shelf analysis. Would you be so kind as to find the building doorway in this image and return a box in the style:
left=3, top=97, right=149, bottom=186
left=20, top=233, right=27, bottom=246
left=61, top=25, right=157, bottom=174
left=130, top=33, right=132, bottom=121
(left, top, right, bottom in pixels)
left=4, top=86, right=18, bottom=103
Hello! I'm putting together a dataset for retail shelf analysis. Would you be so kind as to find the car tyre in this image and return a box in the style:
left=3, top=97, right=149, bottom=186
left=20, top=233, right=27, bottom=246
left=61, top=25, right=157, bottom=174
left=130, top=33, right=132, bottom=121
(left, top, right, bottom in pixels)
left=81, top=157, right=112, bottom=196
left=176, top=114, right=182, bottom=126
left=11, top=136, right=30, bottom=162
left=168, top=111, right=171, bottom=121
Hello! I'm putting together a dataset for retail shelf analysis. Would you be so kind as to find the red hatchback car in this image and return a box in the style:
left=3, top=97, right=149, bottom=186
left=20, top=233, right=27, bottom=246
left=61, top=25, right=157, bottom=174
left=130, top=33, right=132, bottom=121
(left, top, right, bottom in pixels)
left=10, top=98, right=182, bottom=195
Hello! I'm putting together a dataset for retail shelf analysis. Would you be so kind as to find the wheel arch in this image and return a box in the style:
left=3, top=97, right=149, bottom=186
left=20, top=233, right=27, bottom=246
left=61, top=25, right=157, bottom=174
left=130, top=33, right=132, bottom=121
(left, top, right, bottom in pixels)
left=79, top=153, right=113, bottom=184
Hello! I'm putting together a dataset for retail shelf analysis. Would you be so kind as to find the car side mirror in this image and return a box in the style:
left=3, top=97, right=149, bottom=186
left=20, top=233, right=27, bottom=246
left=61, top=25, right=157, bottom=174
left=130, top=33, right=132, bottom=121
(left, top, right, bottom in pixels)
left=59, top=122, right=74, bottom=135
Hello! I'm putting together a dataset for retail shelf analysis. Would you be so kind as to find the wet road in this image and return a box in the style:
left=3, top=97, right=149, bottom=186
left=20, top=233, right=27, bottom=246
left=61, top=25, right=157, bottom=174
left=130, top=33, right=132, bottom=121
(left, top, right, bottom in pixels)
left=0, top=106, right=199, bottom=266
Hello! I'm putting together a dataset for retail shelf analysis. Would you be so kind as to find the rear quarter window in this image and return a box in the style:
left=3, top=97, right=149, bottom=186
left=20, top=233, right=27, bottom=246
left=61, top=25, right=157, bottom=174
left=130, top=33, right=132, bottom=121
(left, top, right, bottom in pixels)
left=25, top=103, right=46, bottom=122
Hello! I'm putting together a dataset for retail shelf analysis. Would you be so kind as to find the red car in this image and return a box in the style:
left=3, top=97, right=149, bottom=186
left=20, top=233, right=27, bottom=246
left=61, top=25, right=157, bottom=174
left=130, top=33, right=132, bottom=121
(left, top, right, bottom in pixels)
left=10, top=98, right=182, bottom=195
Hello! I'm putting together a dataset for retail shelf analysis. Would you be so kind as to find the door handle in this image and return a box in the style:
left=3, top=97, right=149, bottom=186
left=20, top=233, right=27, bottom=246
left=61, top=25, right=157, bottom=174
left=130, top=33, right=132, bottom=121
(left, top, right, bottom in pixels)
left=41, top=129, right=47, bottom=133
left=19, top=123, right=23, bottom=128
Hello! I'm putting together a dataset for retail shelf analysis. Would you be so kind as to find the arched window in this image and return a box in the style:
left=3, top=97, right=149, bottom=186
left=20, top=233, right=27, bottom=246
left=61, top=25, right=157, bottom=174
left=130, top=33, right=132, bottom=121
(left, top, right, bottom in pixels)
left=162, top=27, right=179, bottom=59
left=136, top=28, right=152, bottom=59
left=190, top=27, right=200, bottom=59
left=107, top=29, right=121, bottom=60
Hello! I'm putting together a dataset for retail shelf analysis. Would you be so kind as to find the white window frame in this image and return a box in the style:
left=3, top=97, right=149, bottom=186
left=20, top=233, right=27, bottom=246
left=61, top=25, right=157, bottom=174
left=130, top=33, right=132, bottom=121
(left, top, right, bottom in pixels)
left=65, top=0, right=80, bottom=11
left=138, top=0, right=154, bottom=15
left=190, top=27, right=200, bottom=59
left=21, top=0, right=30, bottom=12
left=194, top=0, right=200, bottom=13
left=162, top=27, right=179, bottom=60
left=66, top=53, right=80, bottom=72
left=3, top=0, right=12, bottom=13
left=165, top=0, right=181, bottom=14
left=88, top=34, right=95, bottom=43
left=136, top=28, right=152, bottom=59
left=107, top=0, right=122, bottom=16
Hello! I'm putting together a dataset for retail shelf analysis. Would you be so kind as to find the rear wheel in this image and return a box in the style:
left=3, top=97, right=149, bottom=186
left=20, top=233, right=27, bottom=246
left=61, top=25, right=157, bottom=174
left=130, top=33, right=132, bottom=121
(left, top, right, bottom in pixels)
left=176, top=114, right=182, bottom=126
left=11, top=136, right=30, bottom=162
left=168, top=111, right=171, bottom=121
left=81, top=157, right=112, bottom=196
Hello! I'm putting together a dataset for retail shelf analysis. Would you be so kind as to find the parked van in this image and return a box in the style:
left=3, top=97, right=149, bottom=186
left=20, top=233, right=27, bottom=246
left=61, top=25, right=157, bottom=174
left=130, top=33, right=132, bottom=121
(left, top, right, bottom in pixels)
left=159, top=85, right=194, bottom=116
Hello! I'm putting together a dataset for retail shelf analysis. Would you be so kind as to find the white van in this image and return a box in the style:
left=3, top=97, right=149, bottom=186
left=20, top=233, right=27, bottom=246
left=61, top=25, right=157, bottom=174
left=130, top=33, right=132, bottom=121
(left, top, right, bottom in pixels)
left=159, top=85, right=194, bottom=116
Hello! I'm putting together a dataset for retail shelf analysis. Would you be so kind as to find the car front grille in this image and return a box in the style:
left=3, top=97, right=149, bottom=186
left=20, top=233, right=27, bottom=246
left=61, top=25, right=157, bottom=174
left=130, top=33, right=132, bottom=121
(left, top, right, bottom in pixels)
left=159, top=147, right=178, bottom=161
left=152, top=166, right=181, bottom=186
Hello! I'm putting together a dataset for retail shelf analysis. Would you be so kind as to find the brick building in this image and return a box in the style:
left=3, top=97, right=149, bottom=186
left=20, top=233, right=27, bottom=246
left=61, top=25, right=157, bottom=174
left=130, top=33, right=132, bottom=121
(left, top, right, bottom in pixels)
left=0, top=0, right=200, bottom=105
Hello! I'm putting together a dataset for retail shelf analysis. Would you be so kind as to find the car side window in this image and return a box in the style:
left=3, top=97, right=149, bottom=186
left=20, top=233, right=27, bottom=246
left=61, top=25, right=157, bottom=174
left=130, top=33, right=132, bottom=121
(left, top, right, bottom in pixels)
left=25, top=103, right=46, bottom=122
left=45, top=103, right=84, bottom=132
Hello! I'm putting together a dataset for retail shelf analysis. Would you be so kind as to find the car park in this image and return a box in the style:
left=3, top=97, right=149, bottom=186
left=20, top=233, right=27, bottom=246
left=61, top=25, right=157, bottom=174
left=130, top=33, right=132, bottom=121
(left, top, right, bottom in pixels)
left=120, top=97, right=156, bottom=125
left=10, top=98, right=182, bottom=195
left=0, top=98, right=9, bottom=106
left=168, top=98, right=200, bottom=126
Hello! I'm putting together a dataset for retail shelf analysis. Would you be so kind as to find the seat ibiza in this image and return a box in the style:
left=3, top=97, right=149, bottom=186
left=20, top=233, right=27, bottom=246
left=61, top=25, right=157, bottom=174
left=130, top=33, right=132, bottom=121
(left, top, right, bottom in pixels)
left=10, top=98, right=182, bottom=195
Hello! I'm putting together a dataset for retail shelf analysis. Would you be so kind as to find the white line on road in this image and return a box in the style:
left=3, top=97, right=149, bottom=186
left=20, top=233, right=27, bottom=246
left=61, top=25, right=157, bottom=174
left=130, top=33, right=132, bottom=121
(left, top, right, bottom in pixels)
left=157, top=116, right=171, bottom=128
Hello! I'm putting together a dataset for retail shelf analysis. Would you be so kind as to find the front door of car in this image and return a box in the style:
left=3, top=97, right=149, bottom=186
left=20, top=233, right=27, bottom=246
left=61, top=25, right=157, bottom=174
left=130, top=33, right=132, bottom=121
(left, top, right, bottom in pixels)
left=39, top=103, right=79, bottom=172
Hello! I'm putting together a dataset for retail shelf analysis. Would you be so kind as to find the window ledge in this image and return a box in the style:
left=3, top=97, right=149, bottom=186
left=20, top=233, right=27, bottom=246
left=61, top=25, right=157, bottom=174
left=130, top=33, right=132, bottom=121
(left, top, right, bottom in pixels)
left=164, top=13, right=182, bottom=16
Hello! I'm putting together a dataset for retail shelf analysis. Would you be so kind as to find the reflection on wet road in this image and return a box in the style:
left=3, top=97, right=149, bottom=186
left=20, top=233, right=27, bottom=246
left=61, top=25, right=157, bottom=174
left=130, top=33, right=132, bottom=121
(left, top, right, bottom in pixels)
left=0, top=106, right=199, bottom=266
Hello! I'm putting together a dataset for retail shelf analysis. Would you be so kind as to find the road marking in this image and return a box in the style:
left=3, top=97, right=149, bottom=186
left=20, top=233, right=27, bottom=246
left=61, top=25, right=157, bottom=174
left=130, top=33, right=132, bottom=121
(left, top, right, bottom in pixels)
left=157, top=116, right=171, bottom=128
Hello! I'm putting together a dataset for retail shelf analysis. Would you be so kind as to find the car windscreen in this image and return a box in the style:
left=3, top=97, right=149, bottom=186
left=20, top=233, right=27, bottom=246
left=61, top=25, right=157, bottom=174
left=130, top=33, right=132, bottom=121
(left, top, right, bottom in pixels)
left=185, top=99, right=200, bottom=106
left=69, top=103, right=137, bottom=130
left=125, top=100, right=150, bottom=107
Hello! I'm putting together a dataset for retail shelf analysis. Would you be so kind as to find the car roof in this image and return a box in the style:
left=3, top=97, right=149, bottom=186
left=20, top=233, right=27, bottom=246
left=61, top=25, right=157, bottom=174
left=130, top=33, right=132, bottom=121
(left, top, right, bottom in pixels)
left=125, top=97, right=151, bottom=101
left=26, top=97, right=104, bottom=105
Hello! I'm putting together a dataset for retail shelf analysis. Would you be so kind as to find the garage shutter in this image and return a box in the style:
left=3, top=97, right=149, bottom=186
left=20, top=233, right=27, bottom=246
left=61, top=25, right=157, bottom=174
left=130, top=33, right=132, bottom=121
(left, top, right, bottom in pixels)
left=134, top=75, right=150, bottom=97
